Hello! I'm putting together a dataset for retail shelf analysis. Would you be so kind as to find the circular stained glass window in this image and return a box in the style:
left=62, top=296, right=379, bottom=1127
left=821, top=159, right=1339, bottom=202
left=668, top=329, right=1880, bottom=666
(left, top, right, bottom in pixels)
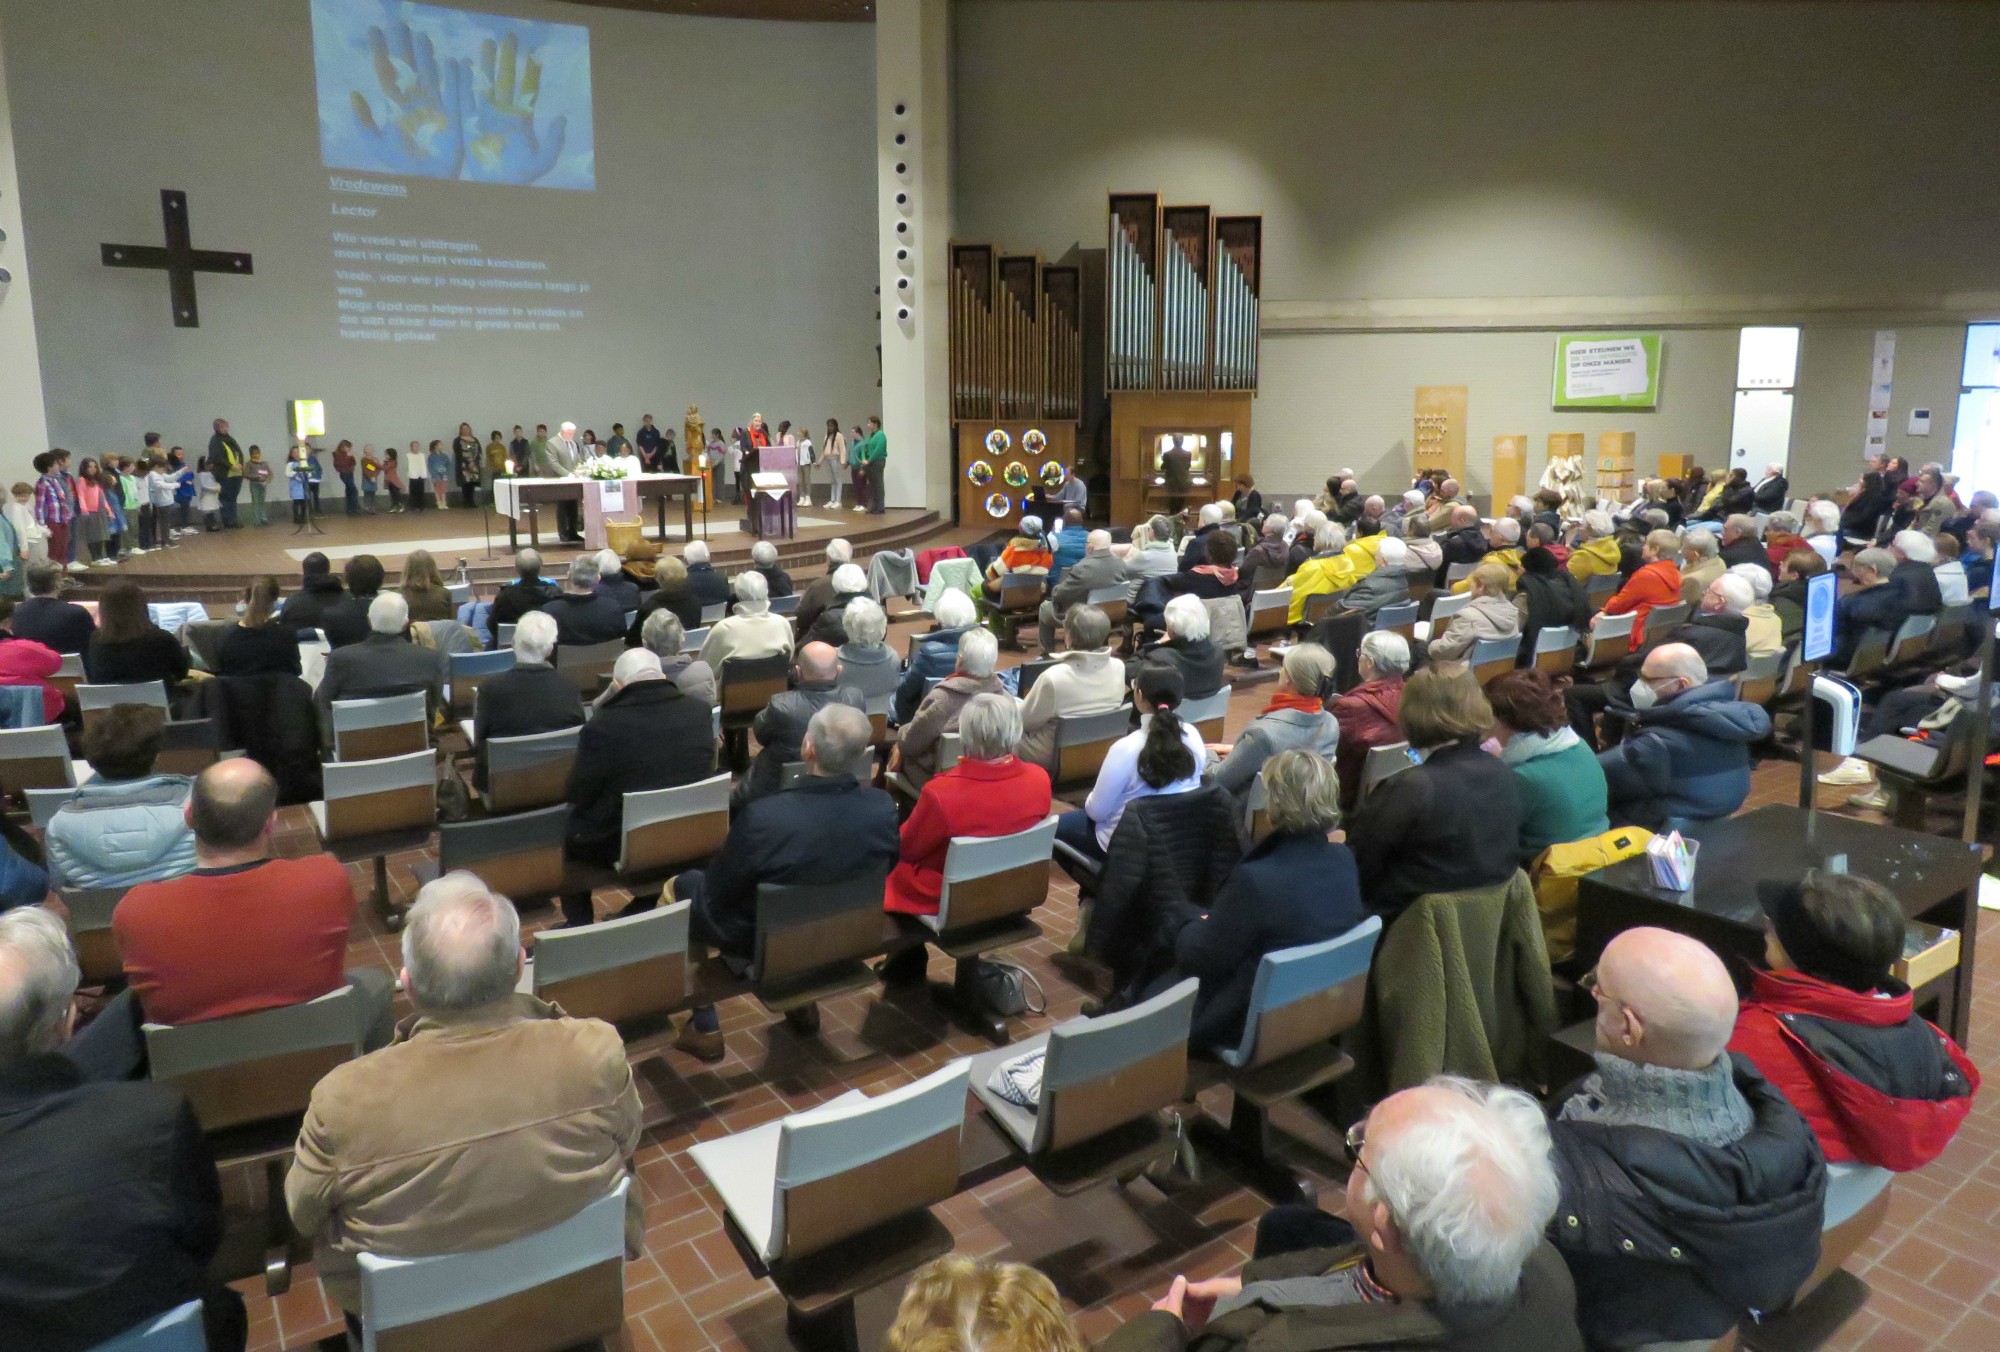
left=1039, top=460, right=1068, bottom=490
left=1022, top=428, right=1047, bottom=456
left=966, top=460, right=993, bottom=486
left=984, top=428, right=1012, bottom=455
left=1003, top=462, right=1031, bottom=488
left=984, top=492, right=1013, bottom=519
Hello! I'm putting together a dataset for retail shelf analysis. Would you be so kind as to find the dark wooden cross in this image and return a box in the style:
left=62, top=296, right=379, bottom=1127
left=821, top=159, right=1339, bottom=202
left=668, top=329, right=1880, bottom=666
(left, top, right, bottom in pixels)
left=100, top=189, right=253, bottom=328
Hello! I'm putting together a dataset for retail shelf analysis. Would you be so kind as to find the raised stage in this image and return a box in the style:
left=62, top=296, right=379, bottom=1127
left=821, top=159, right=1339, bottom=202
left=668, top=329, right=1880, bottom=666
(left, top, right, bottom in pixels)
left=90, top=503, right=971, bottom=606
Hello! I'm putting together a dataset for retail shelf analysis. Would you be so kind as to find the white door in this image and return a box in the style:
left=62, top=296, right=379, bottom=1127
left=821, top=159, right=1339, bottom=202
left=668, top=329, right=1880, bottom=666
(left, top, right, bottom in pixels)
left=1730, top=390, right=1795, bottom=478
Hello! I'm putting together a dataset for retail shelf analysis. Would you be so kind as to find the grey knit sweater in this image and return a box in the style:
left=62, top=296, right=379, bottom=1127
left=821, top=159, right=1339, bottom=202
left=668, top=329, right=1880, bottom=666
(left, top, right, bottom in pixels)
left=1558, top=1051, right=1753, bottom=1147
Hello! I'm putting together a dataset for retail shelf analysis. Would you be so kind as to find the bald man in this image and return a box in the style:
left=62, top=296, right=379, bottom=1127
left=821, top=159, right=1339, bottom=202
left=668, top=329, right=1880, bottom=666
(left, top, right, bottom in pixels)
left=1040, top=528, right=1129, bottom=652
left=1595, top=642, right=1769, bottom=829
left=737, top=640, right=865, bottom=807
left=97, top=759, right=393, bottom=1075
left=1551, top=928, right=1824, bottom=1348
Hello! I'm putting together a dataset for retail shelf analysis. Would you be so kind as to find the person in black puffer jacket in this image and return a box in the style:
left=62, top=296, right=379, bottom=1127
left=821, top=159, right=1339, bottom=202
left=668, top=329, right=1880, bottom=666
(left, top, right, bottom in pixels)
left=1551, top=927, right=1825, bottom=1349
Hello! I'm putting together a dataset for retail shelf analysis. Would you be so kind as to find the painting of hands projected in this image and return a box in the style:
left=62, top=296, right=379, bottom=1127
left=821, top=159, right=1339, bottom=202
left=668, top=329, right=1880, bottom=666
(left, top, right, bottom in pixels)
left=311, top=0, right=596, bottom=190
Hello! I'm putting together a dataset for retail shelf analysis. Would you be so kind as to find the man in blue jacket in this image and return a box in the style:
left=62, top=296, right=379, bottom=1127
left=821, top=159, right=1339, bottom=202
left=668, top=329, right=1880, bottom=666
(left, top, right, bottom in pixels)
left=1598, top=644, right=1770, bottom=831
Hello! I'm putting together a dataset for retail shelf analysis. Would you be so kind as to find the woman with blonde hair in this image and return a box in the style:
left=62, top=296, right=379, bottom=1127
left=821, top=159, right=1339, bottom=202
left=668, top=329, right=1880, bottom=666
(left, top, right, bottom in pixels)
left=1424, top=560, right=1520, bottom=662
left=399, top=548, right=454, bottom=621
left=885, top=1256, right=1085, bottom=1352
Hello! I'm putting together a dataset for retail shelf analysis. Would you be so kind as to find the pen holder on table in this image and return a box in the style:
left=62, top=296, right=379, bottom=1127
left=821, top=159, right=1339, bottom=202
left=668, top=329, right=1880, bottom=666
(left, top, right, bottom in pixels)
left=1646, top=831, right=1698, bottom=891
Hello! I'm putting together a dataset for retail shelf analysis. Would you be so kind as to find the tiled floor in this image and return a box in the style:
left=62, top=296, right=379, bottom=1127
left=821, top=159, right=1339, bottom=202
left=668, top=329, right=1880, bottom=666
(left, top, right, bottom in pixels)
left=206, top=622, right=1998, bottom=1352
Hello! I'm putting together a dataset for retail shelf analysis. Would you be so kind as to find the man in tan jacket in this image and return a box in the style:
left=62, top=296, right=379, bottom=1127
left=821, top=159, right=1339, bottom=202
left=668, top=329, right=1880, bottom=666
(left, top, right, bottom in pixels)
left=286, top=872, right=641, bottom=1314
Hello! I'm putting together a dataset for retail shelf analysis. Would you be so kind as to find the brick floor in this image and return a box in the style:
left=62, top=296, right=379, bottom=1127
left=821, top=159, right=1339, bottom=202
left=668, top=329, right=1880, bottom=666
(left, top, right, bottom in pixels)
left=205, top=631, right=1999, bottom=1352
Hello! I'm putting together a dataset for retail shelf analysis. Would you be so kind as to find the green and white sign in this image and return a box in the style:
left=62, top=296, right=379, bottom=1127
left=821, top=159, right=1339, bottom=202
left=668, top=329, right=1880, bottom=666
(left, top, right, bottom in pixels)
left=1553, top=333, right=1662, bottom=409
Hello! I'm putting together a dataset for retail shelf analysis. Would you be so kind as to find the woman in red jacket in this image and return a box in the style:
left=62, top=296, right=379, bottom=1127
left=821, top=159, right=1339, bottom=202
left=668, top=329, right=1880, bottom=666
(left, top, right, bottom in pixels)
left=1594, top=528, right=1683, bottom=652
left=1730, top=870, right=1977, bottom=1170
left=0, top=598, right=66, bottom=721
left=881, top=693, right=1053, bottom=980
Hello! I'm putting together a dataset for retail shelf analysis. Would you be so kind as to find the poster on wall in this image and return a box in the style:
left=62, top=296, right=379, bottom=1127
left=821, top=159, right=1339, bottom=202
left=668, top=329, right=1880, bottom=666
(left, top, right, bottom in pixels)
left=1552, top=334, right=1662, bottom=410
left=1865, top=330, right=1896, bottom=459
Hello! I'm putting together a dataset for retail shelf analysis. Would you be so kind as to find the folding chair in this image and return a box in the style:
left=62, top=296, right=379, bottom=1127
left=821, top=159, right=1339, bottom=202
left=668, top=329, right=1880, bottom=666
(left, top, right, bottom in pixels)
left=1359, top=741, right=1414, bottom=800
left=1580, top=612, right=1637, bottom=669
left=50, top=650, right=85, bottom=711
left=24, top=786, right=72, bottom=829
left=1585, top=572, right=1620, bottom=614
left=1444, top=561, right=1476, bottom=588
left=771, top=593, right=802, bottom=616
left=1843, top=627, right=1893, bottom=679
left=1532, top=625, right=1577, bottom=677
left=447, top=648, right=514, bottom=720
left=532, top=898, right=690, bottom=1027
left=719, top=652, right=790, bottom=770
left=0, top=722, right=82, bottom=796
left=687, top=1063, right=969, bottom=1352
left=992, top=571, right=1045, bottom=646
left=1640, top=601, right=1689, bottom=644
left=355, top=1178, right=631, bottom=1352
left=59, top=885, right=127, bottom=986
left=909, top=817, right=1058, bottom=1042
left=154, top=718, right=221, bottom=778
left=1248, top=587, right=1292, bottom=638
left=1373, top=601, right=1419, bottom=641
left=616, top=772, right=731, bottom=884
left=1423, top=591, right=1470, bottom=638
left=330, top=691, right=430, bottom=762
left=1733, top=649, right=1784, bottom=706
left=310, top=750, right=437, bottom=926
left=77, top=681, right=169, bottom=734
left=1085, top=585, right=1130, bottom=629
left=1185, top=917, right=1383, bottom=1201
left=554, top=639, right=623, bottom=694
left=966, top=978, right=1198, bottom=1194
left=1052, top=706, right=1131, bottom=789
left=437, top=805, right=570, bottom=908
left=1469, top=636, right=1518, bottom=685
left=1015, top=657, right=1056, bottom=699
left=1242, top=772, right=1271, bottom=845
left=88, top=1300, right=205, bottom=1352
left=701, top=601, right=729, bottom=625
left=446, top=581, right=473, bottom=607
left=480, top=726, right=580, bottom=814
left=746, top=870, right=894, bottom=1017
left=1777, top=646, right=1818, bottom=701
left=1887, top=613, right=1938, bottom=666
left=1180, top=685, right=1232, bottom=742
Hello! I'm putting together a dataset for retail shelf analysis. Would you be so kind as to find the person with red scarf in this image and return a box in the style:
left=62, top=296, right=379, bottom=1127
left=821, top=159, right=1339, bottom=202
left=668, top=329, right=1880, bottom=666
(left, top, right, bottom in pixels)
left=1730, top=870, right=1977, bottom=1171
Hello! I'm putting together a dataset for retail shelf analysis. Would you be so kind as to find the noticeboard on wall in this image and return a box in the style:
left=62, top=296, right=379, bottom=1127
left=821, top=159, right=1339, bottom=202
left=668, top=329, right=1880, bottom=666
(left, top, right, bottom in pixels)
left=1552, top=333, right=1663, bottom=410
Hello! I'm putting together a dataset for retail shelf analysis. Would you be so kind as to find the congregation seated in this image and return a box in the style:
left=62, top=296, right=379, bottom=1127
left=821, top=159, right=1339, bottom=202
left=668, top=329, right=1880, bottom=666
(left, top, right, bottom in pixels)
left=1111, top=1078, right=1577, bottom=1352
left=1676, top=529, right=1723, bottom=605
left=698, top=569, right=793, bottom=672
left=1039, top=527, right=1128, bottom=653
left=1122, top=514, right=1182, bottom=583
left=1803, top=499, right=1844, bottom=564
left=1762, top=509, right=1809, bottom=569
left=1565, top=509, right=1622, bottom=581
left=1590, top=529, right=1682, bottom=654
left=320, top=554, right=385, bottom=648
left=983, top=517, right=1054, bottom=602
left=1485, top=670, right=1608, bottom=864
left=1551, top=927, right=1824, bottom=1348
left=1833, top=547, right=1903, bottom=666
left=1139, top=594, right=1226, bottom=700
left=1435, top=503, right=1490, bottom=582
left=748, top=538, right=793, bottom=599
left=1885, top=528, right=1945, bottom=615
left=1347, top=666, right=1521, bottom=924
left=592, top=547, right=642, bottom=615
left=1330, top=533, right=1411, bottom=622
left=1239, top=512, right=1292, bottom=589
left=893, top=626, right=1005, bottom=790
left=885, top=1257, right=1086, bottom=1352
left=540, top=555, right=628, bottom=645
left=1448, top=517, right=1520, bottom=590
left=13, top=558, right=95, bottom=654
left=0, top=907, right=247, bottom=1352
left=1695, top=465, right=1756, bottom=521
left=0, top=596, right=67, bottom=722
left=881, top=694, right=1052, bottom=975
left=895, top=587, right=979, bottom=723
left=472, top=611, right=584, bottom=792
left=618, top=608, right=711, bottom=708
left=216, top=575, right=302, bottom=678
left=1047, top=506, right=1089, bottom=582
left=1770, top=547, right=1826, bottom=647
left=1210, top=643, right=1339, bottom=807
left=1178, top=502, right=1226, bottom=571
left=46, top=705, right=195, bottom=890
left=1753, top=460, right=1791, bottom=512
left=681, top=539, right=732, bottom=613
left=1726, top=562, right=1786, bottom=658
left=487, top=547, right=561, bottom=647
left=801, top=562, right=870, bottom=646
left=794, top=537, right=854, bottom=639
left=1162, top=528, right=1247, bottom=605
left=1716, top=512, right=1773, bottom=577
left=739, top=641, right=865, bottom=805
left=1933, top=531, right=1970, bottom=605
left=1425, top=561, right=1519, bottom=663
left=835, top=596, right=901, bottom=706
left=561, top=648, right=716, bottom=925
left=85, top=579, right=190, bottom=686
left=275, top=551, right=343, bottom=639
left=1512, top=545, right=1588, bottom=653
left=1282, top=521, right=1354, bottom=623
left=313, top=592, right=448, bottom=739
left=1596, top=643, right=1769, bottom=829
left=1400, top=511, right=1443, bottom=575
left=1019, top=604, right=1125, bottom=771
left=286, top=873, right=642, bottom=1318
left=627, top=553, right=704, bottom=637
left=1053, top=662, right=1206, bottom=875
left=1167, top=749, right=1365, bottom=1053
left=1634, top=572, right=1753, bottom=678
left=1730, top=870, right=1977, bottom=1170
left=1330, top=631, right=1408, bottom=806
left=671, top=704, right=899, bottom=1059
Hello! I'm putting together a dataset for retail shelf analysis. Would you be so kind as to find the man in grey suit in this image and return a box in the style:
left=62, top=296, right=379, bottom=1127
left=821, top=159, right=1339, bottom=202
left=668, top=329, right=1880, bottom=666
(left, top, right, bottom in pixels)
left=534, top=420, right=584, bottom=542
left=1039, top=529, right=1130, bottom=652
left=313, top=593, right=447, bottom=749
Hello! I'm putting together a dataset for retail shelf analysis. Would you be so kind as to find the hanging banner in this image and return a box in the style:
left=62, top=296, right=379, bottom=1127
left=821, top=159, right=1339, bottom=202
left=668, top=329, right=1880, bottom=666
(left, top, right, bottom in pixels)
left=1865, top=330, right=1896, bottom=458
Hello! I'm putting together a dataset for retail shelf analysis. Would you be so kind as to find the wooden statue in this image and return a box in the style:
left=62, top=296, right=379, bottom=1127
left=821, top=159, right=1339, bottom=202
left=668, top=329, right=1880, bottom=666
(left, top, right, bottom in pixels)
left=683, top=405, right=706, bottom=462
left=683, top=405, right=713, bottom=514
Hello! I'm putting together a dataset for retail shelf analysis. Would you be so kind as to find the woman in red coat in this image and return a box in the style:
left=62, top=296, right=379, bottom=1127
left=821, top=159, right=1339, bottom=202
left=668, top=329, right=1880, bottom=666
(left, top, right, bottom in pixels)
left=881, top=694, right=1052, bottom=978
left=1595, top=528, right=1683, bottom=652
left=0, top=600, right=66, bottom=721
left=1730, top=871, right=1977, bottom=1171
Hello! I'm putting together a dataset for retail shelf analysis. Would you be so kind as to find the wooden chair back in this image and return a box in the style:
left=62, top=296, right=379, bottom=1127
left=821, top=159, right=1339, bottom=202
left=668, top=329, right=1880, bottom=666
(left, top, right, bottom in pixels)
left=1219, top=918, right=1382, bottom=1071
left=1532, top=626, right=1577, bottom=676
left=1581, top=612, right=1636, bottom=668
left=1640, top=601, right=1689, bottom=644
left=154, top=718, right=220, bottom=778
left=77, top=681, right=169, bottom=735
left=0, top=723, right=76, bottom=795
left=144, top=985, right=363, bottom=1132
left=437, top=805, right=570, bottom=905
left=929, top=817, right=1058, bottom=935
left=1036, top=978, right=1196, bottom=1154
left=1427, top=591, right=1471, bottom=626
left=1180, top=685, right=1232, bottom=742
left=718, top=653, right=790, bottom=725
left=752, top=871, right=889, bottom=991
left=330, top=691, right=429, bottom=762
left=1085, top=585, right=1130, bottom=628
left=1733, top=649, right=1784, bottom=706
left=555, top=640, right=624, bottom=694
left=700, top=601, right=729, bottom=625
left=314, top=750, right=436, bottom=843
left=533, top=900, right=689, bottom=1026
left=1359, top=741, right=1413, bottom=801
left=1373, top=601, right=1419, bottom=640
left=48, top=651, right=84, bottom=712
left=1469, top=636, right=1518, bottom=686
left=447, top=649, right=515, bottom=720
left=1888, top=613, right=1938, bottom=665
left=618, top=772, right=730, bottom=876
left=1053, top=707, right=1131, bottom=787
left=996, top=572, right=1043, bottom=615
left=483, top=726, right=580, bottom=815
left=60, top=885, right=126, bottom=986
left=1248, top=587, right=1292, bottom=637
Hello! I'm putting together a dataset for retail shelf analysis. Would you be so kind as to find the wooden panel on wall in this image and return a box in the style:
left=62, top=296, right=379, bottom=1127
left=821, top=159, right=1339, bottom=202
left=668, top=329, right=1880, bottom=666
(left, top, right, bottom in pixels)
left=956, top=421, right=1077, bottom=528
left=1492, top=434, right=1526, bottom=506
left=1413, top=386, right=1467, bottom=487
left=1658, top=453, right=1694, bottom=479
left=1598, top=431, right=1636, bottom=500
left=1108, top=390, right=1253, bottom=526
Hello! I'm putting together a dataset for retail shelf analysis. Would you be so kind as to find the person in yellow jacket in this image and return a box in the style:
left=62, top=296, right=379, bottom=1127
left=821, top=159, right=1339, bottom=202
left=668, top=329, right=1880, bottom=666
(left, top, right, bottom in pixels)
left=1567, top=509, right=1623, bottom=581
left=1452, top=518, right=1523, bottom=592
left=1283, top=521, right=1359, bottom=623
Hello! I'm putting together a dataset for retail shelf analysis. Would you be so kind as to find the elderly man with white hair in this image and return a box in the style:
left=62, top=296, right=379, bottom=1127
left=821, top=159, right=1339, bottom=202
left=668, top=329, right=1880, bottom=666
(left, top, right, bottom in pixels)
left=1112, top=1076, right=1578, bottom=1352
left=1715, top=513, right=1771, bottom=578
left=893, top=626, right=1007, bottom=789
left=1552, top=927, right=1823, bottom=1348
left=560, top=646, right=717, bottom=924
left=1239, top=512, right=1292, bottom=589
left=1802, top=499, right=1843, bottom=563
left=0, top=907, right=246, bottom=1350
left=896, top=588, right=979, bottom=722
left=680, top=538, right=731, bottom=613
left=593, top=547, right=640, bottom=614
left=801, top=561, right=872, bottom=646
left=795, top=537, right=854, bottom=637
left=748, top=538, right=794, bottom=598
left=486, top=546, right=560, bottom=646
left=1141, top=593, right=1226, bottom=699
left=1886, top=527, right=1945, bottom=614
left=313, top=590, right=446, bottom=740
left=533, top=421, right=585, bottom=541
left=698, top=569, right=793, bottom=672
left=1597, top=643, right=1769, bottom=829
left=1040, top=528, right=1131, bottom=654
left=740, top=640, right=866, bottom=804
left=539, top=554, right=627, bottom=645
left=670, top=703, right=900, bottom=1057
left=287, top=873, right=642, bottom=1315
left=469, top=610, right=584, bottom=792
left=1330, top=534, right=1411, bottom=621
left=1179, top=500, right=1228, bottom=571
